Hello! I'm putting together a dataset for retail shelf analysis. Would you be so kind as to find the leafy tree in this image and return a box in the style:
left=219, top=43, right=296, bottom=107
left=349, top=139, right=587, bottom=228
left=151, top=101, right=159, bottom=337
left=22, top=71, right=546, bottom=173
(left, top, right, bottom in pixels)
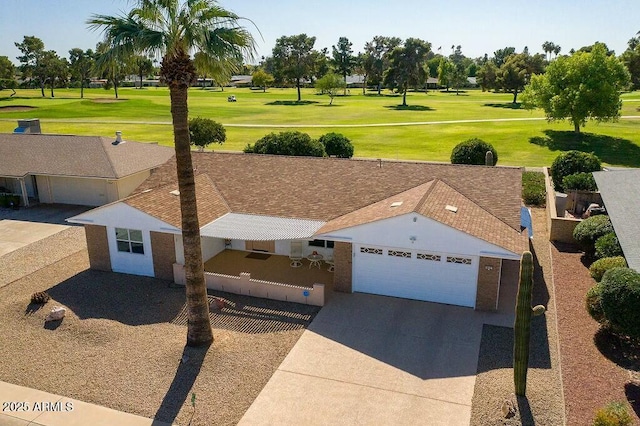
left=14, top=36, right=45, bottom=94
left=188, top=117, right=226, bottom=151
left=89, top=0, right=255, bottom=347
left=131, top=55, right=154, bottom=89
left=251, top=68, right=274, bottom=92
left=476, top=61, right=498, bottom=91
left=383, top=38, right=431, bottom=106
left=318, top=133, right=354, bottom=158
left=550, top=150, right=601, bottom=192
left=331, top=37, right=355, bottom=94
left=621, top=34, right=640, bottom=90
left=0, top=56, right=15, bottom=80
left=364, top=36, right=402, bottom=95
left=271, top=34, right=316, bottom=101
left=244, top=131, right=325, bottom=156
left=353, top=52, right=370, bottom=95
left=437, top=57, right=453, bottom=91
left=315, top=72, right=345, bottom=105
left=94, top=41, right=128, bottom=99
left=68, top=48, right=95, bottom=98
left=311, top=47, right=330, bottom=81
left=498, top=52, right=544, bottom=103
left=522, top=43, right=630, bottom=133
left=450, top=63, right=467, bottom=95
left=492, top=46, right=515, bottom=67
left=35, top=50, right=68, bottom=98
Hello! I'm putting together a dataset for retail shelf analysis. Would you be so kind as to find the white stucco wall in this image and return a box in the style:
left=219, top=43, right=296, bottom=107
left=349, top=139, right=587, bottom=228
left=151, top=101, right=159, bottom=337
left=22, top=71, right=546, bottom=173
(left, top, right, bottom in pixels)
left=317, top=213, right=518, bottom=259
left=115, top=170, right=151, bottom=201
left=174, top=236, right=226, bottom=265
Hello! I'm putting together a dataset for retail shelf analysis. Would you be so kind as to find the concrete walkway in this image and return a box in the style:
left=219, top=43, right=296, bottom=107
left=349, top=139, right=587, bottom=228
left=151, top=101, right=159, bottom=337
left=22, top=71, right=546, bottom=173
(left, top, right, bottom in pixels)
left=0, top=220, right=68, bottom=257
left=0, top=381, right=172, bottom=426
left=240, top=293, right=514, bottom=426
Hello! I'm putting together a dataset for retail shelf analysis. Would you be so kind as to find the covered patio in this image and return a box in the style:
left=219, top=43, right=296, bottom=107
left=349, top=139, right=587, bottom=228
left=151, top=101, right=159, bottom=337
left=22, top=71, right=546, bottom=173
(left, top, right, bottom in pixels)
left=204, top=249, right=335, bottom=292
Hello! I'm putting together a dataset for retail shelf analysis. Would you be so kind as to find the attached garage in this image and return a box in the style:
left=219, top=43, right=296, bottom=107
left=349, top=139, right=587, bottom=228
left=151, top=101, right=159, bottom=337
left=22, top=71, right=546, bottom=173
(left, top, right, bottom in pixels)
left=353, top=244, right=479, bottom=307
left=47, top=176, right=108, bottom=206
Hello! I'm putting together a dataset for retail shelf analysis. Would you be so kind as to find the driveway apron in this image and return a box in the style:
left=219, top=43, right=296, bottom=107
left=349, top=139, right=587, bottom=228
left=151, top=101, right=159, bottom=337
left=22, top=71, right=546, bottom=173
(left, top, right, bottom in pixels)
left=240, top=292, right=503, bottom=426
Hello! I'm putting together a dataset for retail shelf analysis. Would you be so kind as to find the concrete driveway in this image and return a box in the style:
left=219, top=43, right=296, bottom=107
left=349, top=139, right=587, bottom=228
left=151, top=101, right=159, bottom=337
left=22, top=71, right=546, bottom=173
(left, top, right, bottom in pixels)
left=240, top=293, right=513, bottom=426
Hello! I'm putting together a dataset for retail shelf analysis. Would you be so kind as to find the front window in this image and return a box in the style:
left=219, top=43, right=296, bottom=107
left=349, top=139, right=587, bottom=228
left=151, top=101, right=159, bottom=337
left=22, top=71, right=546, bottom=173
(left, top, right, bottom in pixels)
left=309, top=239, right=334, bottom=249
left=115, top=228, right=144, bottom=254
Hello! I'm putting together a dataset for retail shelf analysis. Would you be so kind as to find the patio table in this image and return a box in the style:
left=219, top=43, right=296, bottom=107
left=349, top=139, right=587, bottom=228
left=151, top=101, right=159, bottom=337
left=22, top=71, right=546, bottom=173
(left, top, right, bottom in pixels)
left=307, top=253, right=324, bottom=269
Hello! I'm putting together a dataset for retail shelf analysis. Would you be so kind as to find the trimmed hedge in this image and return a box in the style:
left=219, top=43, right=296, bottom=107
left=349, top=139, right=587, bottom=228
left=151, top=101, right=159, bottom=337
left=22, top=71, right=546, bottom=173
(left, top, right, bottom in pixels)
left=595, top=233, right=623, bottom=259
left=318, top=133, right=354, bottom=158
left=244, top=131, right=325, bottom=157
left=562, top=172, right=597, bottom=191
left=450, top=138, right=498, bottom=166
left=573, top=215, right=613, bottom=253
left=590, top=256, right=628, bottom=282
left=550, top=151, right=601, bottom=192
left=586, top=284, right=605, bottom=323
left=188, top=117, right=226, bottom=150
left=522, top=171, right=546, bottom=206
left=600, top=267, right=640, bottom=339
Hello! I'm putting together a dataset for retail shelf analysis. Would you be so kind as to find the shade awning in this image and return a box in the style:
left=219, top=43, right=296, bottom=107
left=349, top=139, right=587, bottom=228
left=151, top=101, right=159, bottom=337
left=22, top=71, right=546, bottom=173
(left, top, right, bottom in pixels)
left=200, top=213, right=326, bottom=241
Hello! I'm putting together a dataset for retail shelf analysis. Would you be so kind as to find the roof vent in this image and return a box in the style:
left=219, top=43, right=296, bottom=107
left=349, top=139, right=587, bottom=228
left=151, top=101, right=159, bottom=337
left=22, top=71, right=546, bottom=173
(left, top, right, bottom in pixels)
left=390, top=201, right=403, bottom=208
left=169, top=189, right=180, bottom=196
left=445, top=205, right=458, bottom=213
left=112, top=131, right=124, bottom=145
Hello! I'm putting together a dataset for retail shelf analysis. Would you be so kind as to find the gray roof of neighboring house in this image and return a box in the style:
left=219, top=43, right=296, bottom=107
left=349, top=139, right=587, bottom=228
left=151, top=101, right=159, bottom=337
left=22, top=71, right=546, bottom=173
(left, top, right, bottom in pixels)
left=593, top=169, right=640, bottom=272
left=0, top=133, right=174, bottom=179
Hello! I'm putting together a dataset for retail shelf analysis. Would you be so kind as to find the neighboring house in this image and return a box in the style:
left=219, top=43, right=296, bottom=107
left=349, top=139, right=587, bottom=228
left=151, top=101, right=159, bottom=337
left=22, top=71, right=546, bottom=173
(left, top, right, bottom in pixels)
left=593, top=169, right=640, bottom=272
left=0, top=132, right=174, bottom=207
left=69, top=153, right=529, bottom=310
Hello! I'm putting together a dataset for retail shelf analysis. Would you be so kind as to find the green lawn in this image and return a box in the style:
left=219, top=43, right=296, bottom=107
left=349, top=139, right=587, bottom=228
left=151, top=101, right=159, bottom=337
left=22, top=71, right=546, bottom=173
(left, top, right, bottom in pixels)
left=1, top=87, right=639, bottom=167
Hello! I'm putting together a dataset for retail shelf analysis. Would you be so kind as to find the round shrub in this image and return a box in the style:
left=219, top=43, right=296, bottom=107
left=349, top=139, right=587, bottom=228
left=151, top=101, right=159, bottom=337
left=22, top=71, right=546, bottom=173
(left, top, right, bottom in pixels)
left=592, top=401, right=633, bottom=426
left=189, top=117, right=226, bottom=150
left=244, top=131, right=325, bottom=157
left=590, top=256, right=628, bottom=282
left=586, top=284, right=605, bottom=323
left=318, top=133, right=354, bottom=158
left=550, top=151, right=601, bottom=192
left=600, top=267, right=640, bottom=339
left=562, top=172, right=597, bottom=191
left=595, top=233, right=623, bottom=259
left=573, top=215, right=613, bottom=253
left=450, top=138, right=498, bottom=166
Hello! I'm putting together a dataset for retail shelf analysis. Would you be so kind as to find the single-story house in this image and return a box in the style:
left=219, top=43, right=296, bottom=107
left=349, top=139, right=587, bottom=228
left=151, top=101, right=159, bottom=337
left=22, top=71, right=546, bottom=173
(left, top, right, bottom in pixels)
left=593, top=169, right=640, bottom=272
left=0, top=132, right=174, bottom=207
left=69, top=153, right=529, bottom=310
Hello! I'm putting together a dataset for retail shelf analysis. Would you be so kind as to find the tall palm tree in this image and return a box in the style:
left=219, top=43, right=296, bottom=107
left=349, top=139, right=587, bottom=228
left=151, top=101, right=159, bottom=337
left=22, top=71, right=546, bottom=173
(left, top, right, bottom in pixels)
left=88, top=0, right=255, bottom=346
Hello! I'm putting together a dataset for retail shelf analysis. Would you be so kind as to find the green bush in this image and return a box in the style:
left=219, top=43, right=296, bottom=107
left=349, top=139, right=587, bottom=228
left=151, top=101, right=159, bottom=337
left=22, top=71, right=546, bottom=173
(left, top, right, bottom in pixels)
left=318, top=133, right=354, bottom=158
left=244, top=131, right=326, bottom=157
left=522, top=171, right=546, bottom=206
left=562, top=172, right=597, bottom=191
left=592, top=401, right=633, bottom=426
left=600, top=267, right=640, bottom=339
left=573, top=215, right=613, bottom=253
left=595, top=233, right=623, bottom=259
left=590, top=256, right=628, bottom=282
left=586, top=284, right=605, bottom=323
left=550, top=151, right=601, bottom=192
left=188, top=117, right=226, bottom=150
left=450, top=138, right=498, bottom=166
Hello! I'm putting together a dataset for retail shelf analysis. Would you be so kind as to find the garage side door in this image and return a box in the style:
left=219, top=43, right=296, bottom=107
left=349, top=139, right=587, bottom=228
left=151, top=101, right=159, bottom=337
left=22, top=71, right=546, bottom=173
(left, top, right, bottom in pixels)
left=49, top=177, right=108, bottom=206
left=353, top=244, right=478, bottom=307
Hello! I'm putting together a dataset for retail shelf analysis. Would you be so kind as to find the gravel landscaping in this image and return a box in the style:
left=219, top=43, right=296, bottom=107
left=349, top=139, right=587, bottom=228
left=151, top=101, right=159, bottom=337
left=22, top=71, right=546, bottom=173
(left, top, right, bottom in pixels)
left=470, top=207, right=564, bottom=425
left=0, top=240, right=319, bottom=426
left=552, top=242, right=640, bottom=425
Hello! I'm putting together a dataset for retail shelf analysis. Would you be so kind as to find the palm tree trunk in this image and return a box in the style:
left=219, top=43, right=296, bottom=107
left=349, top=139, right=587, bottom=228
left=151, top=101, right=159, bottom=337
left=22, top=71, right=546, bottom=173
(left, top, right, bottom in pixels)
left=169, top=84, right=214, bottom=347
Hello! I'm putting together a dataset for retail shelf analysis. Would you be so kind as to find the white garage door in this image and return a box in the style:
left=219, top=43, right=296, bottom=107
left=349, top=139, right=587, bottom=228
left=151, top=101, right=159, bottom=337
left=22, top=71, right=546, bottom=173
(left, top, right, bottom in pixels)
left=49, top=177, right=107, bottom=206
left=353, top=244, right=478, bottom=307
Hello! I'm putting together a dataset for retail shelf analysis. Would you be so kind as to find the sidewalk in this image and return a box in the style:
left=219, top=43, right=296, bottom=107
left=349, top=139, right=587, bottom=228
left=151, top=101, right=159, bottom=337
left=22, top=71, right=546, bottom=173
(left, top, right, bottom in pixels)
left=0, top=381, right=173, bottom=426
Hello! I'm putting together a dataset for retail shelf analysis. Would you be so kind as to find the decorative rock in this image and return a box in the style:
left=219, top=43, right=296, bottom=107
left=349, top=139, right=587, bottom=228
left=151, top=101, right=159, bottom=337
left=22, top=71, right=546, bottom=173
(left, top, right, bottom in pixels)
left=45, top=306, right=66, bottom=322
left=501, top=394, right=517, bottom=418
left=209, top=297, right=225, bottom=312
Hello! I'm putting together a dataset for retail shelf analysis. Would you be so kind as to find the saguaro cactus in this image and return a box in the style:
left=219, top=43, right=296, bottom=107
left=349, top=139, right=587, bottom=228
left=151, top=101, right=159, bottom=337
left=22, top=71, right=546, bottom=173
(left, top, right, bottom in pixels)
left=485, top=150, right=494, bottom=166
left=514, top=251, right=546, bottom=396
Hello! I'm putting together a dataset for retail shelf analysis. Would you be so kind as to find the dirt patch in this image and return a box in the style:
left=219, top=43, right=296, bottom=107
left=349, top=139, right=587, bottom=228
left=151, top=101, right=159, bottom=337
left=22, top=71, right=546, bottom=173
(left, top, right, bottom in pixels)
left=0, top=105, right=36, bottom=112
left=0, top=249, right=319, bottom=426
left=91, top=98, right=127, bottom=103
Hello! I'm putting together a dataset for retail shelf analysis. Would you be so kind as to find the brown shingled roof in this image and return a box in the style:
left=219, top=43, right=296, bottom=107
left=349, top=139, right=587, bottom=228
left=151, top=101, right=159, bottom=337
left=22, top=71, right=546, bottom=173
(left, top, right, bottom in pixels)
left=136, top=152, right=523, bottom=230
left=0, top=133, right=174, bottom=178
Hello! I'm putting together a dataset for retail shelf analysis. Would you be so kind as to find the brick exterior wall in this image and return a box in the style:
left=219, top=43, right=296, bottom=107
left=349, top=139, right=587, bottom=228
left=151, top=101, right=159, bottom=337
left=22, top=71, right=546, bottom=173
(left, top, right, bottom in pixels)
left=333, top=242, right=352, bottom=293
left=151, top=232, right=176, bottom=281
left=475, top=256, right=502, bottom=311
left=85, top=224, right=111, bottom=272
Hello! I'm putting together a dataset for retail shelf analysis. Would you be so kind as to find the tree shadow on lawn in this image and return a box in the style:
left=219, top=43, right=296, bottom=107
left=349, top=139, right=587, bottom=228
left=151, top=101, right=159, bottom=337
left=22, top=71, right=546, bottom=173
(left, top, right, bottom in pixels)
left=46, top=270, right=186, bottom=326
left=315, top=104, right=344, bottom=108
left=593, top=327, right=640, bottom=372
left=484, top=102, right=522, bottom=109
left=625, top=381, right=640, bottom=419
left=265, top=100, right=319, bottom=106
left=384, top=104, right=434, bottom=111
left=364, top=93, right=401, bottom=97
left=154, top=344, right=210, bottom=425
left=529, top=130, right=640, bottom=167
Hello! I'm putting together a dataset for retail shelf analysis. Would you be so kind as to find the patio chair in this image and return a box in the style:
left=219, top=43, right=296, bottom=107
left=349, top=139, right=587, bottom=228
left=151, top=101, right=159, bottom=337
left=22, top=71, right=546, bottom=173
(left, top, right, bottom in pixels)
left=289, top=241, right=303, bottom=268
left=325, top=256, right=335, bottom=272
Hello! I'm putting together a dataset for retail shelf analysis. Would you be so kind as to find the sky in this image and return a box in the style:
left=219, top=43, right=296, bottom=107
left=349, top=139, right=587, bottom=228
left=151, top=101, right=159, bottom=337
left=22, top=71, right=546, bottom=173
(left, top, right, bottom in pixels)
left=1, top=0, right=639, bottom=65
